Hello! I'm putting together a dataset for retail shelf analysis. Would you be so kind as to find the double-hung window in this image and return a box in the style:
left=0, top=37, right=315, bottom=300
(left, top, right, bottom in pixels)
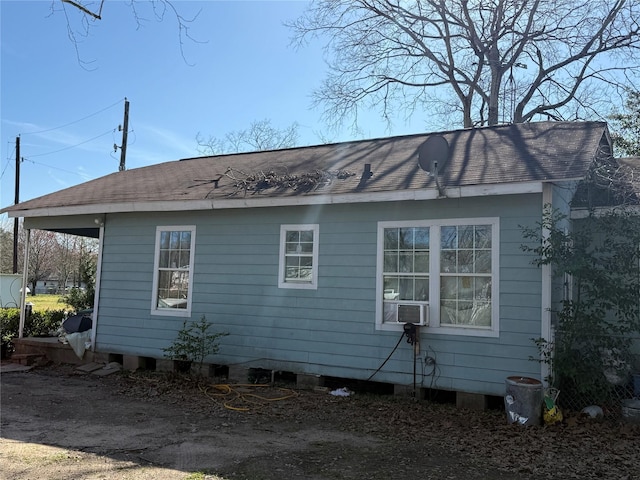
left=439, top=224, right=493, bottom=327
left=382, top=226, right=430, bottom=324
left=377, top=218, right=499, bottom=336
left=279, top=224, right=319, bottom=289
left=151, top=226, right=196, bottom=316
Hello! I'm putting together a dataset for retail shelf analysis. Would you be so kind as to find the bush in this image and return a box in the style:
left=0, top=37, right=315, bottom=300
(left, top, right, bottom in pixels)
left=163, top=315, right=228, bottom=374
left=60, top=287, right=94, bottom=312
left=522, top=207, right=640, bottom=409
left=1, top=308, right=67, bottom=347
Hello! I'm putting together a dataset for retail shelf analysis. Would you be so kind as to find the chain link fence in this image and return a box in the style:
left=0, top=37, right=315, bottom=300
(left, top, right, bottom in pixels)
left=549, top=336, right=640, bottom=417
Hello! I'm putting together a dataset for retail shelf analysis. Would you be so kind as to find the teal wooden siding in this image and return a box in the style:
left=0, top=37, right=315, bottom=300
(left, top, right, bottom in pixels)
left=96, top=193, right=544, bottom=396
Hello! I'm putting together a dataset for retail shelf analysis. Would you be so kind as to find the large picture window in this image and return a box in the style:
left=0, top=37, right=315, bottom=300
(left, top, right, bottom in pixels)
left=151, top=226, right=195, bottom=316
left=279, top=224, right=319, bottom=289
left=377, top=219, right=499, bottom=336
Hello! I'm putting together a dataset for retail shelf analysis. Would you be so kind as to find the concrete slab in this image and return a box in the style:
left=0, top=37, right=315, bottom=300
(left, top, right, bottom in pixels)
left=91, top=367, right=121, bottom=377
left=75, top=362, right=104, bottom=373
left=0, top=362, right=33, bottom=373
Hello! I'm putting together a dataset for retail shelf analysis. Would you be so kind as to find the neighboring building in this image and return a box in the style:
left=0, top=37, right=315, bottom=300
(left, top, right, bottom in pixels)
left=1, top=121, right=622, bottom=397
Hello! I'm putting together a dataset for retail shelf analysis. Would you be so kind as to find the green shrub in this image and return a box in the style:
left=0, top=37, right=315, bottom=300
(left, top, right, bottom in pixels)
left=60, top=287, right=94, bottom=311
left=522, top=207, right=640, bottom=408
left=1, top=308, right=67, bottom=344
left=163, top=315, right=228, bottom=374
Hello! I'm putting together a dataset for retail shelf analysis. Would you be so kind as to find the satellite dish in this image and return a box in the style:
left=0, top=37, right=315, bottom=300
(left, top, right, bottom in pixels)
left=418, top=135, right=449, bottom=174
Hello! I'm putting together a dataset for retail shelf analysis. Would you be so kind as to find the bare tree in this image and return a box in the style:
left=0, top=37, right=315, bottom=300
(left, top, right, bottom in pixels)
left=54, top=234, right=79, bottom=292
left=289, top=0, right=640, bottom=129
left=24, top=230, right=58, bottom=295
left=197, top=119, right=300, bottom=155
left=0, top=222, right=14, bottom=274
left=53, top=0, right=202, bottom=68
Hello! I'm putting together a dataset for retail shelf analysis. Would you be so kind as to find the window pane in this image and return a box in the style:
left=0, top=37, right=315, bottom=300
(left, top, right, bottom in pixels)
left=475, top=250, right=491, bottom=273
left=471, top=302, right=491, bottom=326
left=157, top=270, right=189, bottom=309
left=160, top=231, right=170, bottom=249
left=399, top=228, right=414, bottom=249
left=285, top=255, right=299, bottom=270
left=474, top=277, right=491, bottom=300
left=399, top=278, right=413, bottom=300
left=299, top=241, right=314, bottom=254
left=170, top=231, right=180, bottom=249
left=441, top=251, right=457, bottom=273
left=384, top=277, right=400, bottom=299
left=179, top=251, right=191, bottom=269
left=286, top=231, right=299, bottom=243
left=475, top=225, right=491, bottom=248
left=299, top=230, right=313, bottom=243
left=180, top=231, right=191, bottom=249
left=384, top=228, right=399, bottom=249
left=415, top=277, right=429, bottom=301
left=414, top=228, right=430, bottom=249
left=458, top=226, right=474, bottom=248
left=458, top=250, right=473, bottom=273
left=169, top=251, right=180, bottom=268
left=384, top=302, right=397, bottom=323
left=285, top=242, right=299, bottom=254
left=458, top=276, right=474, bottom=299
left=399, top=252, right=414, bottom=272
left=383, top=252, right=398, bottom=272
left=414, top=252, right=429, bottom=272
left=441, top=300, right=457, bottom=324
left=441, top=276, right=457, bottom=300
left=457, top=301, right=473, bottom=324
left=441, top=226, right=457, bottom=249
left=159, top=250, right=169, bottom=268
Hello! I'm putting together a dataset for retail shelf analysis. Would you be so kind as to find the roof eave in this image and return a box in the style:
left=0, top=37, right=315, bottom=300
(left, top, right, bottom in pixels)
left=6, top=181, right=545, bottom=218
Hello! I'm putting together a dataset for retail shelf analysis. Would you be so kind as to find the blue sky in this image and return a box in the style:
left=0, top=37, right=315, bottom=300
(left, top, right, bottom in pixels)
left=1, top=0, right=428, bottom=212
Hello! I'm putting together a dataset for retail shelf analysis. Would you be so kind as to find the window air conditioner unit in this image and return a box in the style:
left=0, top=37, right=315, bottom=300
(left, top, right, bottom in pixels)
left=397, top=303, right=429, bottom=326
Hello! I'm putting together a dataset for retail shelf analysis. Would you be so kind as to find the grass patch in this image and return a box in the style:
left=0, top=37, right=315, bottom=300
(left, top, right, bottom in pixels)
left=183, top=472, right=224, bottom=480
left=26, top=294, right=72, bottom=312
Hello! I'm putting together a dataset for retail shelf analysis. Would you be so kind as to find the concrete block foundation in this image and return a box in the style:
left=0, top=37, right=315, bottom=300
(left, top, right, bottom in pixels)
left=456, top=392, right=488, bottom=411
left=296, top=374, right=323, bottom=389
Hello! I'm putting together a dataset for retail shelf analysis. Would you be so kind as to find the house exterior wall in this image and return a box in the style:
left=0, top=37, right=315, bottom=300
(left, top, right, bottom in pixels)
left=95, top=193, right=544, bottom=396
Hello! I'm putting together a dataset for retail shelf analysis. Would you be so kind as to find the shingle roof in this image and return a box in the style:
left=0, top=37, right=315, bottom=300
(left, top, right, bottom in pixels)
left=2, top=121, right=609, bottom=216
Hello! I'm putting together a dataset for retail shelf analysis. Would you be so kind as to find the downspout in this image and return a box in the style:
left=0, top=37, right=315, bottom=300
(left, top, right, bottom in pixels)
left=90, top=222, right=105, bottom=351
left=540, top=184, right=553, bottom=386
left=18, top=228, right=31, bottom=338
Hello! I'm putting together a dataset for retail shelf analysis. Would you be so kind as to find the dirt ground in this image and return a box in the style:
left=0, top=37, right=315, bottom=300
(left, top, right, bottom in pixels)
left=1, top=364, right=639, bottom=480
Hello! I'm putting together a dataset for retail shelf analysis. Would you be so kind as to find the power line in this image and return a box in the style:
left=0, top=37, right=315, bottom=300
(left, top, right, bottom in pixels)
left=27, top=129, right=114, bottom=158
left=1, top=142, right=15, bottom=180
left=19, top=98, right=124, bottom=136
left=21, top=157, right=89, bottom=177
left=0, top=157, right=12, bottom=180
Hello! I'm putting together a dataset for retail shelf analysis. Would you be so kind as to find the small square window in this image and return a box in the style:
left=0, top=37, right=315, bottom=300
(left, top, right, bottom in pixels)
left=279, top=224, right=319, bottom=289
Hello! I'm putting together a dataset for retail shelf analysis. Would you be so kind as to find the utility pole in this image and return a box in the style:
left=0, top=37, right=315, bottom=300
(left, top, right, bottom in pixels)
left=118, top=97, right=130, bottom=171
left=13, top=135, right=20, bottom=273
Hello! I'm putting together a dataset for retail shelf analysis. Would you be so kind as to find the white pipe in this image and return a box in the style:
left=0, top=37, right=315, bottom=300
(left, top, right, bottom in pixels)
left=90, top=224, right=105, bottom=350
left=18, top=228, right=31, bottom=338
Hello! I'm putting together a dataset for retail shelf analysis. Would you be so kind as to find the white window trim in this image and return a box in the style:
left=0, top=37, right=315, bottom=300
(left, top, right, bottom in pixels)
left=376, top=218, right=500, bottom=337
left=151, top=225, right=196, bottom=317
left=278, top=224, right=319, bottom=290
